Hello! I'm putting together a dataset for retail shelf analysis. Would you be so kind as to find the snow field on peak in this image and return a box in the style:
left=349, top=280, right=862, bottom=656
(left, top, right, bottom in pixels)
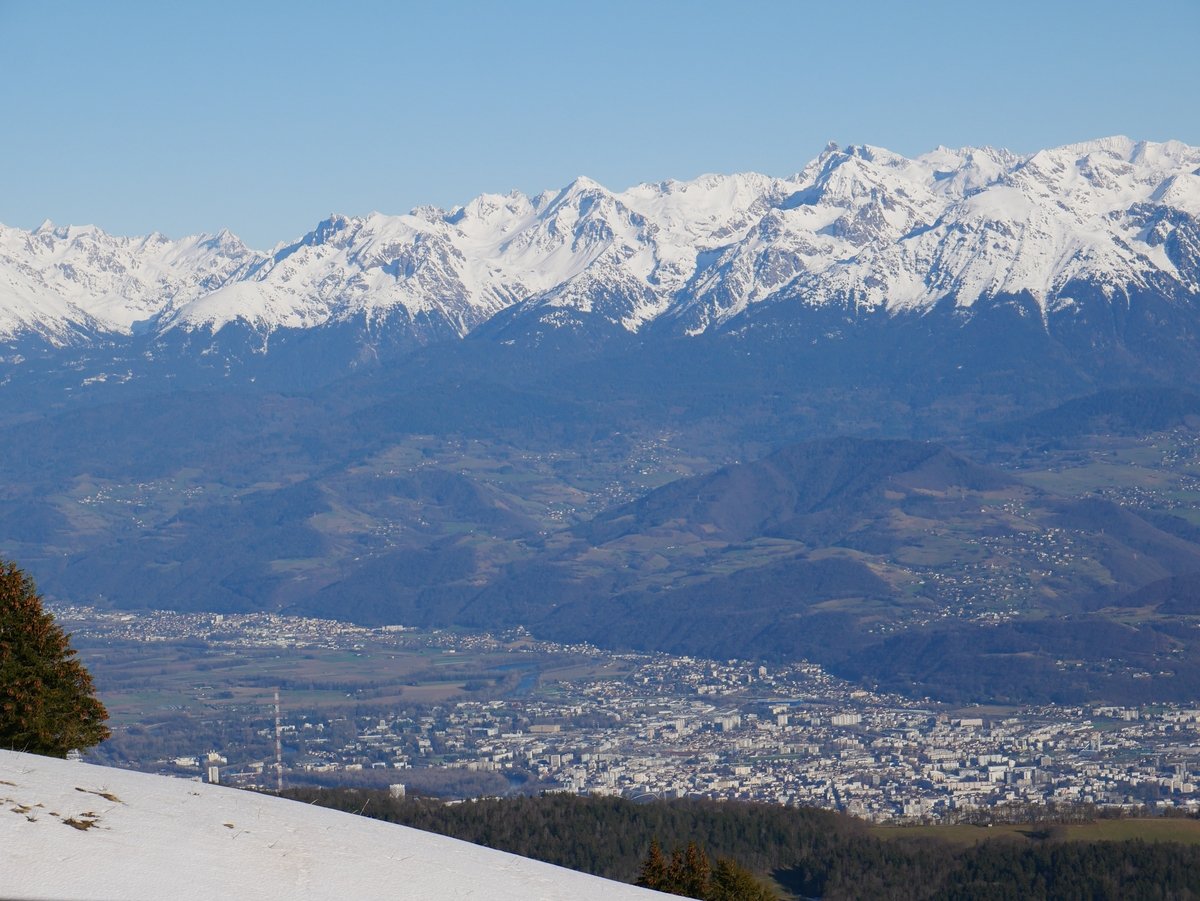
left=0, top=221, right=260, bottom=340
left=3, top=136, right=1200, bottom=346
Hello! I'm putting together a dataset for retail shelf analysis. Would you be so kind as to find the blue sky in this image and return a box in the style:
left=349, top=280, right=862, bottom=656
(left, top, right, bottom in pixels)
left=1, top=0, right=1196, bottom=247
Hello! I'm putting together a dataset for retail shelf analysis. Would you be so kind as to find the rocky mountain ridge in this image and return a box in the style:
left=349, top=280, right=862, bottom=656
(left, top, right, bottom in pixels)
left=4, top=136, right=1198, bottom=359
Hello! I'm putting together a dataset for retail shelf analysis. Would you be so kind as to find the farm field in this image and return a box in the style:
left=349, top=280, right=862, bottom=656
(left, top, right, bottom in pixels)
left=78, top=636, right=627, bottom=727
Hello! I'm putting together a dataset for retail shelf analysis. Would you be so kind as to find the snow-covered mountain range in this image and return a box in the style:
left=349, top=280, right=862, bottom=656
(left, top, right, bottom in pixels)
left=3, top=136, right=1199, bottom=364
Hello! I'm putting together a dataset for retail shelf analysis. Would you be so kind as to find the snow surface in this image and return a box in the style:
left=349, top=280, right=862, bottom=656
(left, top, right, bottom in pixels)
left=3, top=136, right=1200, bottom=345
left=0, top=750, right=666, bottom=901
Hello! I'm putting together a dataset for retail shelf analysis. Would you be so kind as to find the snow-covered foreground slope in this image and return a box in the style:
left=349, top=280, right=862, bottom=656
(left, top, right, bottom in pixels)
left=0, top=750, right=665, bottom=900
left=3, top=136, right=1198, bottom=350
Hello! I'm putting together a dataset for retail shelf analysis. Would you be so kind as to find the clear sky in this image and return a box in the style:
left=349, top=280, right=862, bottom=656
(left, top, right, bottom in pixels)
left=1, top=0, right=1196, bottom=248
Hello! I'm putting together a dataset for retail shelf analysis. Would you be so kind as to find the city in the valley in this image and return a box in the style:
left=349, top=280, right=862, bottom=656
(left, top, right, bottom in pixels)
left=57, top=605, right=1200, bottom=824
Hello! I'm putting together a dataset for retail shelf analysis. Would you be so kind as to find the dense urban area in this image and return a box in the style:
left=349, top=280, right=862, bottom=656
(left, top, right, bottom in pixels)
left=55, top=605, right=1200, bottom=824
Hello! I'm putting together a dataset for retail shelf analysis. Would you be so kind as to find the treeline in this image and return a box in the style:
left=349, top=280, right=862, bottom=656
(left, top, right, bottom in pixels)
left=791, top=833, right=1200, bottom=900
left=280, top=789, right=1200, bottom=900
left=279, top=789, right=854, bottom=888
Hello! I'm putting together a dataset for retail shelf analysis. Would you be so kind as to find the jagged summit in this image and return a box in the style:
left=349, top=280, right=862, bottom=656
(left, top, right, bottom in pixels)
left=2, top=137, right=1198, bottom=355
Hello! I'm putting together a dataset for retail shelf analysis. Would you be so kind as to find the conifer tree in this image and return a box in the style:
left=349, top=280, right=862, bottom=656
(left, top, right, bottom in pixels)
left=637, top=838, right=778, bottom=900
left=636, top=838, right=669, bottom=891
left=708, top=858, right=779, bottom=901
left=667, top=845, right=689, bottom=894
left=0, top=561, right=109, bottom=757
left=677, top=841, right=711, bottom=899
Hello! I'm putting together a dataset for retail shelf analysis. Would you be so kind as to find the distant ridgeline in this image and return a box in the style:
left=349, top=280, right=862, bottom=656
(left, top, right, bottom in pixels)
left=284, top=789, right=1200, bottom=901
left=4, top=137, right=1200, bottom=397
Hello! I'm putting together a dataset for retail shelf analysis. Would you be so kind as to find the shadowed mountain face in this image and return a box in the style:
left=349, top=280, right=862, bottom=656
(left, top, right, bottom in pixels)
left=984, top=387, right=1200, bottom=443
left=415, top=437, right=1200, bottom=703
left=189, top=433, right=1188, bottom=706
left=579, top=439, right=1015, bottom=545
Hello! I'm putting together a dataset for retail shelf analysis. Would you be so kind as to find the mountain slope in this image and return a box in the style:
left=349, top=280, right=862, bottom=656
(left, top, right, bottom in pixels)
left=365, top=436, right=1200, bottom=705
left=0, top=750, right=664, bottom=901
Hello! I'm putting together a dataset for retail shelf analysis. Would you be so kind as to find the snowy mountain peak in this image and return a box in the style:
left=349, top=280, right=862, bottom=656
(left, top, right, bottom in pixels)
left=2, top=137, right=1199, bottom=352
left=446, top=191, right=534, bottom=233
left=561, top=174, right=606, bottom=195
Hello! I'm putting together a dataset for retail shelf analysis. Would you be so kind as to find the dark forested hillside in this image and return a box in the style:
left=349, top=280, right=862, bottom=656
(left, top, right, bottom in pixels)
left=985, top=387, right=1200, bottom=444
left=281, top=789, right=1200, bottom=900
left=408, top=435, right=1200, bottom=705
